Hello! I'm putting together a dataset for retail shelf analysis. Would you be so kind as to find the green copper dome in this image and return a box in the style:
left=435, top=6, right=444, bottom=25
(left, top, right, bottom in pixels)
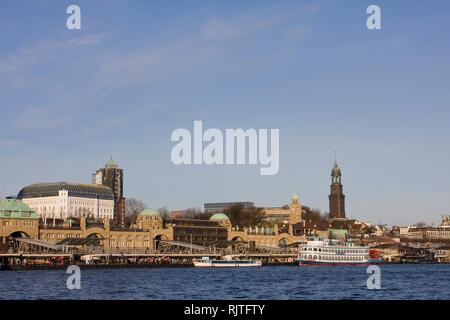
left=106, top=156, right=118, bottom=168
left=292, top=193, right=299, bottom=200
left=139, top=208, right=160, bottom=216
left=0, top=198, right=38, bottom=219
left=209, top=213, right=230, bottom=220
left=331, top=161, right=341, bottom=176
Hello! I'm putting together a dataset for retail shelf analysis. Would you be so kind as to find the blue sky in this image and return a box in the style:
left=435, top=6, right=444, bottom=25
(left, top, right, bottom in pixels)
left=0, top=0, right=449, bottom=226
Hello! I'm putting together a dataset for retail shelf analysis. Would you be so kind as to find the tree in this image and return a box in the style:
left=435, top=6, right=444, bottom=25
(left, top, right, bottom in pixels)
left=158, top=206, right=170, bottom=220
left=125, top=198, right=147, bottom=226
left=224, top=204, right=266, bottom=227
left=414, top=221, right=427, bottom=228
left=303, top=206, right=328, bottom=225
left=184, top=208, right=212, bottom=220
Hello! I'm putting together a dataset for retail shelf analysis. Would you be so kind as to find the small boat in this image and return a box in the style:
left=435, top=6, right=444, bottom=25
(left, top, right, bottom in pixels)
left=296, top=237, right=380, bottom=266
left=193, top=255, right=262, bottom=267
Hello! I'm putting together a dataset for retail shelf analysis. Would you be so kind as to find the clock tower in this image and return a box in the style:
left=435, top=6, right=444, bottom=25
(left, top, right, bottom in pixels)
left=328, top=157, right=346, bottom=221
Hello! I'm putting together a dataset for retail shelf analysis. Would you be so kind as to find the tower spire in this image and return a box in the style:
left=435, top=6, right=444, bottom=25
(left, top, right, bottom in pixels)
left=329, top=155, right=345, bottom=221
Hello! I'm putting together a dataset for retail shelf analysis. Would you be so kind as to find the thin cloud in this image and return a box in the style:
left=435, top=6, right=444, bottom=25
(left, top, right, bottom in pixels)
left=15, top=107, right=70, bottom=130
left=0, top=34, right=105, bottom=88
left=90, top=3, right=321, bottom=94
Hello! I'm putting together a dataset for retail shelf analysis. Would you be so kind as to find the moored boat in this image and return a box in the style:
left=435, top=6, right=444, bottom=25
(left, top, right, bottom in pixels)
left=193, top=256, right=262, bottom=267
left=297, top=237, right=380, bottom=266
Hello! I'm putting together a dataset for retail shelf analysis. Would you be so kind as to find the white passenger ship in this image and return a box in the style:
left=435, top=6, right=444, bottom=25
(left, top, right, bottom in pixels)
left=193, top=256, right=262, bottom=267
left=297, top=237, right=378, bottom=266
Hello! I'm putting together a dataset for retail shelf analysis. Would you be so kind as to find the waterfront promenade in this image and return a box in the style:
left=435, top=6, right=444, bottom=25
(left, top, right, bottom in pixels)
left=0, top=252, right=298, bottom=270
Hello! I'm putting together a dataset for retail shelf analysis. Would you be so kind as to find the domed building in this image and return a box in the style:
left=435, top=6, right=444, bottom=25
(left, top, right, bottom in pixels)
left=209, top=212, right=231, bottom=227
left=0, top=198, right=40, bottom=252
left=136, top=208, right=163, bottom=230
left=17, top=182, right=115, bottom=220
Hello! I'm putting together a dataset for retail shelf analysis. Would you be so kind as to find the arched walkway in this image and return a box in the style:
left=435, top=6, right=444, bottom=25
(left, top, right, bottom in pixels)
left=153, top=234, right=168, bottom=250
left=7, top=231, right=31, bottom=238
left=278, top=237, right=288, bottom=248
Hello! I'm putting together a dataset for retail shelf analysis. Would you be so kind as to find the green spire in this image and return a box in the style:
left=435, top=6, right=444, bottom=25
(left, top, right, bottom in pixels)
left=106, top=156, right=118, bottom=168
left=331, top=151, right=342, bottom=176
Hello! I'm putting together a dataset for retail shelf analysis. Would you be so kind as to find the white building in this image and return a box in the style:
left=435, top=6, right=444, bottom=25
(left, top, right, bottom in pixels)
left=17, top=182, right=115, bottom=219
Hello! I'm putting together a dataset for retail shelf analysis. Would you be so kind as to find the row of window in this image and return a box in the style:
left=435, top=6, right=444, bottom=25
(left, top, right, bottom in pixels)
left=302, top=247, right=366, bottom=254
left=110, top=241, right=150, bottom=248
left=301, top=254, right=367, bottom=262
left=2, top=211, right=31, bottom=217
left=3, top=220, right=35, bottom=227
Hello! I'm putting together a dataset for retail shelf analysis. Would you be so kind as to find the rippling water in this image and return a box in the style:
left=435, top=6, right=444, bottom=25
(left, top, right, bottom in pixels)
left=1, top=265, right=449, bottom=300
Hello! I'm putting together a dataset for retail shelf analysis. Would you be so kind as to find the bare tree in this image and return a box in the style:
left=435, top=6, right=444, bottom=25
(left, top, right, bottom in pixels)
left=158, top=206, right=170, bottom=220
left=224, top=204, right=266, bottom=227
left=184, top=207, right=204, bottom=218
left=125, top=198, right=147, bottom=226
left=414, top=221, right=427, bottom=228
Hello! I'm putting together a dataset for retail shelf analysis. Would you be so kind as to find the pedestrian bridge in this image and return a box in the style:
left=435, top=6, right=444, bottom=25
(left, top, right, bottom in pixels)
left=11, top=237, right=69, bottom=252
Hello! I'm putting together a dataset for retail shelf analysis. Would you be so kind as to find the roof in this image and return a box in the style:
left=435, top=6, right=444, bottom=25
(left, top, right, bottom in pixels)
left=105, top=156, right=118, bottom=168
left=0, top=198, right=38, bottom=219
left=331, top=161, right=342, bottom=176
left=17, top=182, right=114, bottom=200
left=209, top=213, right=230, bottom=220
left=139, top=208, right=160, bottom=216
left=292, top=193, right=298, bottom=200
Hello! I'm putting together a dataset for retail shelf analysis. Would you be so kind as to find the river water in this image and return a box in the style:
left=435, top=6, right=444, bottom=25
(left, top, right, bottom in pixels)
left=1, top=264, right=449, bottom=300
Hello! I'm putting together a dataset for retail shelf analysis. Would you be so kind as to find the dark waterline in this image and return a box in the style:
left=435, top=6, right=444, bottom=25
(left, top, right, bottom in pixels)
left=1, top=265, right=449, bottom=300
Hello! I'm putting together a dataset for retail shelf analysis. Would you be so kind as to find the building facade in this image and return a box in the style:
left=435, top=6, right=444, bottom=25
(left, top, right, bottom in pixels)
left=0, top=198, right=39, bottom=252
left=263, top=194, right=303, bottom=225
left=204, top=201, right=254, bottom=213
left=0, top=199, right=308, bottom=253
left=92, top=157, right=126, bottom=227
left=171, top=217, right=228, bottom=246
left=17, top=182, right=115, bottom=220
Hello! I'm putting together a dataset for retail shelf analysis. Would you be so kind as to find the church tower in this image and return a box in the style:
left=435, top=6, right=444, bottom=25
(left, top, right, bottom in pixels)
left=328, top=157, right=346, bottom=221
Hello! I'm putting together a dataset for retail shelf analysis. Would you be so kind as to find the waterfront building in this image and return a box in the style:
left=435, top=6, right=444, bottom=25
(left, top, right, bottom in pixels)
left=0, top=198, right=39, bottom=252
left=17, top=182, right=115, bottom=220
left=398, top=216, right=450, bottom=242
left=328, top=159, right=346, bottom=221
left=263, top=194, right=304, bottom=225
left=292, top=220, right=328, bottom=238
left=92, top=157, right=126, bottom=228
left=171, top=214, right=229, bottom=246
left=401, top=225, right=450, bottom=242
left=33, top=208, right=169, bottom=251
left=1, top=201, right=309, bottom=254
left=204, top=201, right=254, bottom=213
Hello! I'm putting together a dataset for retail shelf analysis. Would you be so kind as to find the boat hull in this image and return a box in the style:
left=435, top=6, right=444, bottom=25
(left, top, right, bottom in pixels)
left=193, top=261, right=262, bottom=267
left=298, top=260, right=375, bottom=266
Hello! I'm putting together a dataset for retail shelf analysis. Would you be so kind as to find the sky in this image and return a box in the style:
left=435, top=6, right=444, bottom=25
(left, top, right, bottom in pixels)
left=0, top=0, right=449, bottom=227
